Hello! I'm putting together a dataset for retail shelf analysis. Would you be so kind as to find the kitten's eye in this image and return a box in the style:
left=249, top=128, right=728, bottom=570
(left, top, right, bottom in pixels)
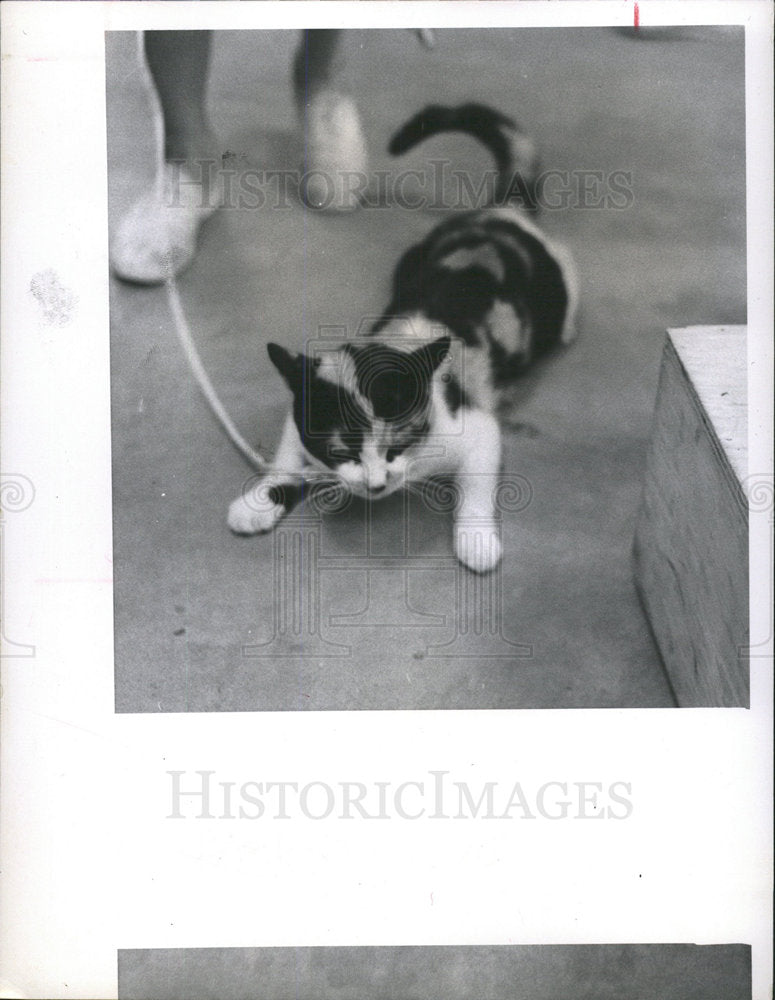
left=386, top=447, right=403, bottom=463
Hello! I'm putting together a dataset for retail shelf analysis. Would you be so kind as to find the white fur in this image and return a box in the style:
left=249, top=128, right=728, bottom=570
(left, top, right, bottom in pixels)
left=227, top=413, right=304, bottom=533
left=440, top=243, right=506, bottom=282
left=229, top=355, right=506, bottom=572
left=485, top=299, right=531, bottom=359
left=228, top=493, right=287, bottom=535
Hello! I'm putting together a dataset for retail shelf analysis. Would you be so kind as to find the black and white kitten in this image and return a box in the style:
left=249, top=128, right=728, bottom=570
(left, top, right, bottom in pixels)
left=228, top=103, right=578, bottom=573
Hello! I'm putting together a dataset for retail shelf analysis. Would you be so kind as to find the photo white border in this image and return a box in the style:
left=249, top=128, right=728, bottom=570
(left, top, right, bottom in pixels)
left=1, top=2, right=772, bottom=998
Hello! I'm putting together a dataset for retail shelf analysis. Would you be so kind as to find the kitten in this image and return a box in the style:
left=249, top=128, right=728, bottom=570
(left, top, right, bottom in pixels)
left=228, top=103, right=578, bottom=573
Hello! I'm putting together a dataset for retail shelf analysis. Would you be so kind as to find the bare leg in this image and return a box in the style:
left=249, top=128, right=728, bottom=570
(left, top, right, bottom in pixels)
left=292, top=29, right=342, bottom=108
left=292, top=30, right=369, bottom=211
left=111, top=30, right=369, bottom=283
left=111, top=31, right=223, bottom=284
left=144, top=30, right=218, bottom=162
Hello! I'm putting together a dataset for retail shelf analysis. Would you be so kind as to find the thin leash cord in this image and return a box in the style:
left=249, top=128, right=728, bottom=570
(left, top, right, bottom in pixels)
left=164, top=279, right=269, bottom=472
left=134, top=29, right=435, bottom=478
left=135, top=31, right=269, bottom=474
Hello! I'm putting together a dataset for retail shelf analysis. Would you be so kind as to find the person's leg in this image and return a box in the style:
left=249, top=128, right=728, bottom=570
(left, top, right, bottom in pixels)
left=292, top=28, right=341, bottom=106
left=293, top=29, right=369, bottom=211
left=111, top=31, right=223, bottom=284
left=111, top=30, right=370, bottom=283
left=144, top=30, right=218, bottom=162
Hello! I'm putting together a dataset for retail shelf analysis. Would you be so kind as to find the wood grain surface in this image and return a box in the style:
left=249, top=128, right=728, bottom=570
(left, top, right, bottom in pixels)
left=634, top=326, right=749, bottom=707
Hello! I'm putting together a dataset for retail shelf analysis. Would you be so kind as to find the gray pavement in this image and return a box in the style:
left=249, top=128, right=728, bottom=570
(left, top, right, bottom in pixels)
left=108, top=27, right=746, bottom=712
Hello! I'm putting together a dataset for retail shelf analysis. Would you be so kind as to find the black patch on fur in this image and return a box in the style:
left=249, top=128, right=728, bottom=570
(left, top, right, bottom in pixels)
left=389, top=103, right=516, bottom=158
left=267, top=483, right=304, bottom=511
left=290, top=366, right=369, bottom=468
left=388, top=102, right=537, bottom=206
left=344, top=339, right=448, bottom=422
left=482, top=334, right=531, bottom=387
left=427, top=267, right=500, bottom=344
left=481, top=217, right=568, bottom=359
left=345, top=342, right=424, bottom=421
left=267, top=343, right=370, bottom=465
left=372, top=243, right=429, bottom=325
left=444, top=374, right=469, bottom=413
left=267, top=342, right=306, bottom=387
left=268, top=343, right=363, bottom=466
left=375, top=211, right=568, bottom=383
left=378, top=264, right=498, bottom=349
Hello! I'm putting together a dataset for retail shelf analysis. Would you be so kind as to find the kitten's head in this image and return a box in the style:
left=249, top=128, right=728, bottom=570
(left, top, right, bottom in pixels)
left=267, top=335, right=450, bottom=498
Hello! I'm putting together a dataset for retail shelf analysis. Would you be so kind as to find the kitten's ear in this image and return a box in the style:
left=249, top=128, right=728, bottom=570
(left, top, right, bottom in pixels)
left=267, top=342, right=305, bottom=388
left=413, top=334, right=452, bottom=376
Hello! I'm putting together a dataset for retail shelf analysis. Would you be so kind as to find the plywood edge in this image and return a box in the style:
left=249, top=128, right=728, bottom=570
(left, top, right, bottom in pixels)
left=663, top=331, right=748, bottom=515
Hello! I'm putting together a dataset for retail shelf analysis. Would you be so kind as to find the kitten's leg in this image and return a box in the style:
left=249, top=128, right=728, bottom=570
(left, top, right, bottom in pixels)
left=292, top=30, right=368, bottom=211
left=453, top=410, right=503, bottom=574
left=228, top=414, right=308, bottom=534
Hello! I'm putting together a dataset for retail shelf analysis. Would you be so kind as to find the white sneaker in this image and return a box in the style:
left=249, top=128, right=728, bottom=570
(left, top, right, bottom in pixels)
left=110, top=162, right=224, bottom=284
left=299, top=91, right=369, bottom=211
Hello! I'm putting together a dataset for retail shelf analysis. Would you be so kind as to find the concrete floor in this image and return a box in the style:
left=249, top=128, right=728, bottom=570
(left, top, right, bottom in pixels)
left=107, top=28, right=746, bottom=712
left=117, top=944, right=751, bottom=1000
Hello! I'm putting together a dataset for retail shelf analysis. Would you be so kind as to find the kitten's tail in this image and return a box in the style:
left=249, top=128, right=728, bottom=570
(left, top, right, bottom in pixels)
left=388, top=102, right=541, bottom=210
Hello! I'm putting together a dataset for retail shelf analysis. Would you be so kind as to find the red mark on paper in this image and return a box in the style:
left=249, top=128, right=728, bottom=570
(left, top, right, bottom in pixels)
left=634, top=2, right=640, bottom=29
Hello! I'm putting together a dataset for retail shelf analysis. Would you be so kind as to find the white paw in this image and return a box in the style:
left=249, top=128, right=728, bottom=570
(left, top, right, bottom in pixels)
left=228, top=493, right=286, bottom=535
left=454, top=523, right=502, bottom=574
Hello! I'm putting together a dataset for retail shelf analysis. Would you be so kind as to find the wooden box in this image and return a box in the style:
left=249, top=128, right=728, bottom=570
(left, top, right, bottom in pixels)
left=634, top=326, right=749, bottom=707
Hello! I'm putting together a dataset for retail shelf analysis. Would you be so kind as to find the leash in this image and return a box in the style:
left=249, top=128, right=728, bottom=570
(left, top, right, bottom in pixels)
left=137, top=28, right=435, bottom=476
left=165, top=279, right=270, bottom=472
left=134, top=31, right=271, bottom=473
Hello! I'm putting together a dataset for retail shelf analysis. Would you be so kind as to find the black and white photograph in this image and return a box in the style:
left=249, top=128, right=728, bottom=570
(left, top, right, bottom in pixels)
left=1, top=3, right=772, bottom=998
left=108, top=23, right=749, bottom=711
left=118, top=943, right=752, bottom=1000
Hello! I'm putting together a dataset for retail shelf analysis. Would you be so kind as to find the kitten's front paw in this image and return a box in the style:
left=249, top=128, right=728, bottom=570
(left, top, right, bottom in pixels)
left=228, top=492, right=286, bottom=535
left=454, top=523, right=502, bottom=574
